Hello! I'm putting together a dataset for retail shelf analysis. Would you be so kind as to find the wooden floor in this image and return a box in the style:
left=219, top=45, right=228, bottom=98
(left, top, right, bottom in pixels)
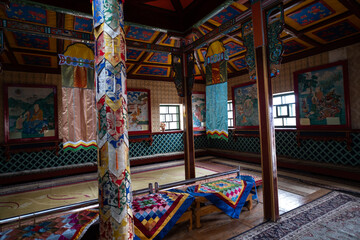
left=2, top=156, right=359, bottom=240
left=163, top=157, right=337, bottom=240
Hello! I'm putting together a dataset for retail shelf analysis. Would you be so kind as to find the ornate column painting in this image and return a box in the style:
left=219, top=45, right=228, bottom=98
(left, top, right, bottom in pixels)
left=205, top=41, right=229, bottom=140
left=60, top=43, right=97, bottom=151
left=93, top=0, right=134, bottom=239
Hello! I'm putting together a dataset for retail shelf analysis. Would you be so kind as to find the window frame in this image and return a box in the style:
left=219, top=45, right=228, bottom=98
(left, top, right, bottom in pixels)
left=273, top=91, right=296, bottom=128
left=227, top=100, right=234, bottom=128
left=159, top=104, right=182, bottom=131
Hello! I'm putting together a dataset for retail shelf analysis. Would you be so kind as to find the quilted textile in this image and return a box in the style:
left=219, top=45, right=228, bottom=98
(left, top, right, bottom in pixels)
left=0, top=209, right=99, bottom=240
left=187, top=176, right=254, bottom=218
left=133, top=190, right=194, bottom=240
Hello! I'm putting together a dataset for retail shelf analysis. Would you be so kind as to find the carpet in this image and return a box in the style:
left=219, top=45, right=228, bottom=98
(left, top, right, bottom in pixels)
left=230, top=191, right=360, bottom=240
left=0, top=209, right=99, bottom=240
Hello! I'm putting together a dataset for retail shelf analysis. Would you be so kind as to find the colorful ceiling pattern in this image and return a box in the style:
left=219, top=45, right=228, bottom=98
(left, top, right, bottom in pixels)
left=74, top=17, right=93, bottom=32
left=127, top=49, right=143, bottom=61
left=0, top=0, right=359, bottom=81
left=13, top=32, right=49, bottom=50
left=312, top=20, right=360, bottom=42
left=126, top=26, right=157, bottom=42
left=283, top=40, right=308, bottom=55
left=210, top=5, right=241, bottom=25
left=232, top=58, right=247, bottom=70
left=22, top=54, right=51, bottom=66
left=287, top=1, right=335, bottom=26
left=6, top=2, right=47, bottom=24
left=146, top=52, right=170, bottom=64
left=135, top=65, right=169, bottom=77
left=224, top=41, right=245, bottom=57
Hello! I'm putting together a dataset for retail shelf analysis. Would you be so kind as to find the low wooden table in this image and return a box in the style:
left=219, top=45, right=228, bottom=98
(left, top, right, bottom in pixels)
left=194, top=194, right=253, bottom=228
left=176, top=208, right=193, bottom=231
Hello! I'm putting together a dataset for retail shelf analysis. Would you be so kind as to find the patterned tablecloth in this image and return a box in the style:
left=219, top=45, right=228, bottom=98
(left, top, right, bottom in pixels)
left=187, top=176, right=255, bottom=218
left=133, top=190, right=194, bottom=240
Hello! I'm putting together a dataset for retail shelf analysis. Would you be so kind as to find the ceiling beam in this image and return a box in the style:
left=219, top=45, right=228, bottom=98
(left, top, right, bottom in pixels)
left=227, top=62, right=237, bottom=73
left=127, top=74, right=174, bottom=82
left=3, top=32, right=18, bottom=64
left=340, top=0, right=360, bottom=19
left=127, top=51, right=150, bottom=76
left=127, top=39, right=181, bottom=53
left=3, top=63, right=60, bottom=74
left=10, top=48, right=58, bottom=56
left=194, top=50, right=206, bottom=80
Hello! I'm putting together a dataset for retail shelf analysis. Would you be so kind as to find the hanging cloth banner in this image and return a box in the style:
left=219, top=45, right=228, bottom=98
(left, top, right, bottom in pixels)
left=60, top=43, right=97, bottom=151
left=205, top=41, right=229, bottom=140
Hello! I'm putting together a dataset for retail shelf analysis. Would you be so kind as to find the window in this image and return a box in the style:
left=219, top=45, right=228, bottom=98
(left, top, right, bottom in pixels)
left=160, top=105, right=181, bottom=131
left=227, top=101, right=234, bottom=128
left=273, top=92, right=296, bottom=127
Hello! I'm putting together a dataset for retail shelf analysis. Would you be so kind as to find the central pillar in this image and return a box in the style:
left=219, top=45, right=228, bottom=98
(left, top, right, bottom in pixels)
left=251, top=0, right=279, bottom=221
left=93, top=0, right=134, bottom=238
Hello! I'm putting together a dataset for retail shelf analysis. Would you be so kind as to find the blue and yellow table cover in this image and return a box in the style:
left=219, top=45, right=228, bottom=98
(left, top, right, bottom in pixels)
left=187, top=176, right=255, bottom=219
left=133, top=190, right=194, bottom=240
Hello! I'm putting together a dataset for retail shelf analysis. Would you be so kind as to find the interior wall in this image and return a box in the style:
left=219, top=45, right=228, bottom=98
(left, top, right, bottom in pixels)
left=228, top=42, right=360, bottom=129
left=127, top=79, right=205, bottom=132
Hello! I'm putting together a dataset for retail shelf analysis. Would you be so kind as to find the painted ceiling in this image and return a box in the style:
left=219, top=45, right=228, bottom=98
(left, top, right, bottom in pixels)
left=0, top=0, right=360, bottom=82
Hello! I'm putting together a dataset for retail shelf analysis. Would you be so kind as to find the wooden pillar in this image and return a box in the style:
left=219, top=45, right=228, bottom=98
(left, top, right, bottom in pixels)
left=183, top=53, right=196, bottom=179
left=251, top=0, right=279, bottom=221
left=93, top=0, right=134, bottom=239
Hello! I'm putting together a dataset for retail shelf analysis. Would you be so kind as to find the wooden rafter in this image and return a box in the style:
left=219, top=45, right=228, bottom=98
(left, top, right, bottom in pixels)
left=339, top=0, right=360, bottom=19
left=11, top=48, right=58, bottom=56
left=127, top=51, right=150, bottom=76
left=3, top=32, right=18, bottom=65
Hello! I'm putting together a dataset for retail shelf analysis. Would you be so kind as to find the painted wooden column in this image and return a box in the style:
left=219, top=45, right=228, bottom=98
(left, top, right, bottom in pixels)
left=92, top=0, right=134, bottom=239
left=183, top=52, right=196, bottom=179
left=251, top=0, right=280, bottom=221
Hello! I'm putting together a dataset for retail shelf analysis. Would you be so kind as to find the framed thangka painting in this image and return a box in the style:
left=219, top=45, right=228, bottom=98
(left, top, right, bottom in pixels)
left=294, top=60, right=350, bottom=130
left=128, top=89, right=151, bottom=134
left=232, top=82, right=259, bottom=129
left=192, top=92, right=206, bottom=130
left=4, top=84, right=58, bottom=143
